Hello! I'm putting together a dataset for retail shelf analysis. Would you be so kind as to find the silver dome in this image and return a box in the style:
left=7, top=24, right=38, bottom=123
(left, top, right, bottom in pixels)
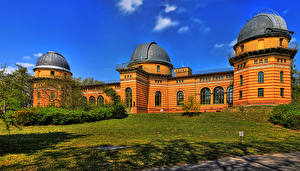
left=237, top=13, right=289, bottom=43
left=129, top=42, right=172, bottom=67
left=34, top=51, right=71, bottom=72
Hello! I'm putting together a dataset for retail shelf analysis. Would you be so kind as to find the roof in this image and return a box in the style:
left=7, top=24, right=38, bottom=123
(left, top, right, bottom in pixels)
left=237, top=12, right=291, bottom=44
left=128, top=42, right=173, bottom=67
left=34, top=51, right=71, bottom=73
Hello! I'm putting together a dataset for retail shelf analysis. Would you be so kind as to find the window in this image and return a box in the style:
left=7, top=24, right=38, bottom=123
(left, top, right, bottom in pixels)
left=280, top=88, right=284, bottom=97
left=177, top=91, right=184, bottom=106
left=264, top=59, right=268, bottom=63
left=157, top=65, right=160, bottom=72
left=37, top=92, right=40, bottom=99
left=213, top=87, right=224, bottom=104
left=50, top=71, right=55, bottom=76
left=50, top=92, right=55, bottom=99
left=241, top=45, right=244, bottom=52
left=89, top=96, right=96, bottom=104
left=227, top=86, right=233, bottom=104
left=259, top=59, right=263, bottom=64
left=139, top=65, right=143, bottom=69
left=126, top=88, right=132, bottom=108
left=277, top=58, right=279, bottom=62
left=258, top=88, right=264, bottom=97
left=97, top=95, right=104, bottom=105
left=243, top=63, right=246, bottom=68
left=240, top=75, right=243, bottom=86
left=281, top=59, right=283, bottom=63
left=254, top=60, right=258, bottom=64
left=37, top=103, right=40, bottom=107
left=200, top=88, right=211, bottom=104
left=280, top=38, right=283, bottom=46
left=258, top=39, right=264, bottom=49
left=284, top=59, right=286, bottom=63
left=239, top=91, right=242, bottom=99
left=258, top=71, right=264, bottom=83
left=280, top=71, right=283, bottom=82
left=155, top=91, right=161, bottom=107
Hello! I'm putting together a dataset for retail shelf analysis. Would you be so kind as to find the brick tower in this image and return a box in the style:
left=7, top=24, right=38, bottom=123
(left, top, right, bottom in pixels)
left=229, top=10, right=298, bottom=106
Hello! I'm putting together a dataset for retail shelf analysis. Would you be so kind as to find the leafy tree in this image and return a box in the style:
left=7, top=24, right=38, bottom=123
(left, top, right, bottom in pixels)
left=80, top=77, right=103, bottom=85
left=103, top=87, right=120, bottom=104
left=181, top=96, right=200, bottom=113
left=291, top=59, right=300, bottom=103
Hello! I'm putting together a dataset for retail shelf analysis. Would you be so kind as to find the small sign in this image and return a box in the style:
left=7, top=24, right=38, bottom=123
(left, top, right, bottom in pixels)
left=160, top=109, right=164, bottom=112
left=239, top=131, right=244, bottom=136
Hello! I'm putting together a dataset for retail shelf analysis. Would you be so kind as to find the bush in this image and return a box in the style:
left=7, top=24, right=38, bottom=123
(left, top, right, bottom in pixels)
left=269, top=103, right=300, bottom=130
left=9, top=103, right=128, bottom=126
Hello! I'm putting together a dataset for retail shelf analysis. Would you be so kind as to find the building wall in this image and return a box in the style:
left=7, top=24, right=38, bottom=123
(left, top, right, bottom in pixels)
left=131, top=63, right=172, bottom=75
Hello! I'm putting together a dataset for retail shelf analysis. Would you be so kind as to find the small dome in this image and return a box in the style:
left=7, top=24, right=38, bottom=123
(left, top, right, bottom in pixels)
left=129, top=42, right=172, bottom=67
left=34, top=51, right=71, bottom=72
left=237, top=12, right=289, bottom=43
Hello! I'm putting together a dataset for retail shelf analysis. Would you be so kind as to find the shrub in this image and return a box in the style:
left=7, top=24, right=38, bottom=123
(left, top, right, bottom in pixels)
left=111, top=103, right=127, bottom=119
left=269, top=103, right=300, bottom=130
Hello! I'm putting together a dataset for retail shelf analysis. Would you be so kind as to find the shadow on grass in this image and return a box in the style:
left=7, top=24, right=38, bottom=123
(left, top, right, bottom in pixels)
left=3, top=135, right=299, bottom=170
left=0, top=132, right=87, bottom=156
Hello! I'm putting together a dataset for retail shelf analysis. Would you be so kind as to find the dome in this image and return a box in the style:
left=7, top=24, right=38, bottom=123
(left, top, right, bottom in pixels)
left=34, top=51, right=71, bottom=72
left=129, top=42, right=172, bottom=67
left=237, top=12, right=290, bottom=43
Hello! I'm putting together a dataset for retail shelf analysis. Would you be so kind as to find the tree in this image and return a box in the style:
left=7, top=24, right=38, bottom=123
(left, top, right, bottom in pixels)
left=80, top=77, right=103, bottom=86
left=103, top=87, right=120, bottom=105
left=181, top=96, right=200, bottom=114
left=291, top=59, right=300, bottom=103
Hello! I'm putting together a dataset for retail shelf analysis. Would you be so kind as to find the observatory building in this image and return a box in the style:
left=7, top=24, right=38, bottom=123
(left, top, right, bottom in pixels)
left=33, top=10, right=297, bottom=113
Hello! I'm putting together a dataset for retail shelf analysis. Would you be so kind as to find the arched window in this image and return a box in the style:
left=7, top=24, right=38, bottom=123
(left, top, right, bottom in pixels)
left=240, top=75, right=243, bottom=86
left=82, top=96, right=88, bottom=104
left=89, top=96, right=96, bottom=104
left=155, top=91, right=161, bottom=107
left=280, top=71, right=283, bottom=82
left=200, top=88, right=211, bottom=104
left=37, top=92, right=40, bottom=100
left=177, top=91, right=184, bottom=106
left=213, top=87, right=224, bottom=104
left=227, top=86, right=233, bottom=104
left=258, top=71, right=264, bottom=83
left=157, top=65, right=160, bottom=72
left=97, top=95, right=104, bottom=105
left=126, top=88, right=132, bottom=108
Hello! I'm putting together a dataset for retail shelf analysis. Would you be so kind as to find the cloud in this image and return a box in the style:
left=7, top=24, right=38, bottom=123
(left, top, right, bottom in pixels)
left=34, top=52, right=43, bottom=57
left=214, top=43, right=226, bottom=48
left=192, top=18, right=211, bottom=33
left=165, top=4, right=177, bottom=13
left=117, top=0, right=143, bottom=13
left=153, top=15, right=179, bottom=32
left=282, top=9, right=289, bottom=15
left=177, top=26, right=189, bottom=33
left=291, top=37, right=296, bottom=42
left=23, top=56, right=31, bottom=60
left=16, top=62, right=34, bottom=68
left=0, top=66, right=17, bottom=74
left=228, top=39, right=237, bottom=47
left=203, top=26, right=211, bottom=33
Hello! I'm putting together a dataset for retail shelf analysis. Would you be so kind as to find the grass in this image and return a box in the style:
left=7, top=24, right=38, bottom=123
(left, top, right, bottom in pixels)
left=0, top=106, right=299, bottom=170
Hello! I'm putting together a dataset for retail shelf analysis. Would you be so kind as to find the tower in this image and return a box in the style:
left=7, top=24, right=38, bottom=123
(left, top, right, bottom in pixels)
left=33, top=51, right=72, bottom=107
left=229, top=10, right=298, bottom=106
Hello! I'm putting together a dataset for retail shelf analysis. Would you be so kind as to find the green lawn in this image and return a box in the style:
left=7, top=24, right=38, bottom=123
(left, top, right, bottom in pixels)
left=0, top=106, right=299, bottom=170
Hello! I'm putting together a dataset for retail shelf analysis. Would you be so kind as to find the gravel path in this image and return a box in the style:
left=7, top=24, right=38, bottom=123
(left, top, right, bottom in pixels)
left=146, top=152, right=300, bottom=171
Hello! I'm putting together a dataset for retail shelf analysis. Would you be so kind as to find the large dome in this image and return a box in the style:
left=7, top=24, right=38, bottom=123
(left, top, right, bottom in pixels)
left=237, top=12, right=290, bottom=44
left=34, top=51, right=71, bottom=72
left=129, top=42, right=172, bottom=67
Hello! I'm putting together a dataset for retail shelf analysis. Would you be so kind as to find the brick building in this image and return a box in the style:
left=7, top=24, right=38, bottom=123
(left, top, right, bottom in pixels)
left=33, top=11, right=297, bottom=113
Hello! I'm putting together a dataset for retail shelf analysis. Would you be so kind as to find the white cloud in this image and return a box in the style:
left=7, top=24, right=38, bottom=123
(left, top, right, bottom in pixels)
left=16, top=62, right=34, bottom=68
left=214, top=43, right=226, bottom=48
left=228, top=39, right=237, bottom=47
left=34, top=52, right=43, bottom=57
left=165, top=4, right=177, bottom=13
left=283, top=9, right=289, bottom=15
left=0, top=66, right=17, bottom=74
left=153, top=15, right=179, bottom=32
left=177, top=26, right=189, bottom=33
left=23, top=56, right=31, bottom=60
left=118, top=0, right=143, bottom=13
left=203, top=26, right=211, bottom=33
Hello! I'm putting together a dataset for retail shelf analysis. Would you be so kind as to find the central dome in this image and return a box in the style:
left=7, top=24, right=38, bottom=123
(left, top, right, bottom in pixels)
left=129, top=42, right=172, bottom=67
left=237, top=12, right=290, bottom=44
left=34, top=51, right=71, bottom=73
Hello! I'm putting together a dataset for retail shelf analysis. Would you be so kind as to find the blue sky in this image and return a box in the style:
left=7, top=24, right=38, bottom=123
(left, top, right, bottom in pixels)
left=0, top=0, right=299, bottom=81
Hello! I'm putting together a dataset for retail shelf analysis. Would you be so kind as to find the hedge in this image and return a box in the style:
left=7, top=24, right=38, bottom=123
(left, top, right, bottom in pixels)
left=8, top=103, right=127, bottom=126
left=269, top=103, right=300, bottom=130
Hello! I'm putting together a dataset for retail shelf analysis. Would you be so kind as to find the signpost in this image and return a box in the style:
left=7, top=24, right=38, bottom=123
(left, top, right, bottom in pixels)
left=239, top=131, right=244, bottom=144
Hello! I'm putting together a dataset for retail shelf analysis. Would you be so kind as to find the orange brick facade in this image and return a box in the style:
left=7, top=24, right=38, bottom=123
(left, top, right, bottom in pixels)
left=32, top=12, right=297, bottom=113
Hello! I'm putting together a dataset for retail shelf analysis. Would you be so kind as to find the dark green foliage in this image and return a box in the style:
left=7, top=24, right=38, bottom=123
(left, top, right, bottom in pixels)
left=269, top=103, right=300, bottom=130
left=9, top=105, right=127, bottom=126
left=182, top=112, right=201, bottom=117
